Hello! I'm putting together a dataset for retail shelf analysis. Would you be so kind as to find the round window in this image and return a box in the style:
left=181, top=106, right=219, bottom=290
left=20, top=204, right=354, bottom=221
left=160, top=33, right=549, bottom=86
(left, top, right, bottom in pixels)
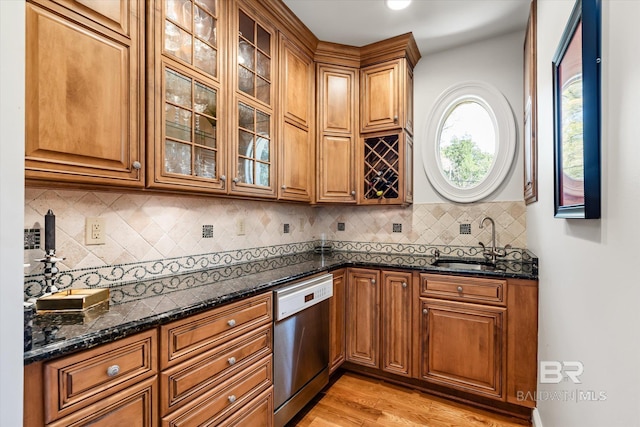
left=423, top=81, right=516, bottom=203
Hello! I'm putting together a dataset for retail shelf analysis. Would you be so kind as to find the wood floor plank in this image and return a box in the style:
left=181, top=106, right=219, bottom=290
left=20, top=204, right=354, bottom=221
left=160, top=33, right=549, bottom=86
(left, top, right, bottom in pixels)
left=287, top=372, right=530, bottom=427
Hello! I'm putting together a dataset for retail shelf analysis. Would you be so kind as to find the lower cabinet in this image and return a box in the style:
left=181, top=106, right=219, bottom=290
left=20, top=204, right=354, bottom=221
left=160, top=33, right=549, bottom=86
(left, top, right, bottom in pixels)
left=160, top=292, right=274, bottom=425
left=340, top=267, right=538, bottom=417
left=418, top=298, right=506, bottom=399
left=24, top=292, right=275, bottom=427
left=345, top=268, right=413, bottom=375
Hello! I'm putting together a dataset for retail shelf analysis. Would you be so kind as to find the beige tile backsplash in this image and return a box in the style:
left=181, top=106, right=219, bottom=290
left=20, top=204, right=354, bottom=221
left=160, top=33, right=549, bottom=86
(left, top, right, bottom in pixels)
left=24, top=188, right=526, bottom=272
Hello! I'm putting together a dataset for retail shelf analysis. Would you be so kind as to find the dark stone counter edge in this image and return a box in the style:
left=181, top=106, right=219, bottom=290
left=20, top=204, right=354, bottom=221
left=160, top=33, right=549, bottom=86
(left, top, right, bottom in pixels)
left=24, top=257, right=537, bottom=365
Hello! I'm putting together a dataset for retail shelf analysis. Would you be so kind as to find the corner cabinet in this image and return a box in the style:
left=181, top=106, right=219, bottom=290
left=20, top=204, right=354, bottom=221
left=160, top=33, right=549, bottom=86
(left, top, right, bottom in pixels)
left=315, top=61, right=359, bottom=204
left=25, top=0, right=145, bottom=187
left=147, top=0, right=228, bottom=194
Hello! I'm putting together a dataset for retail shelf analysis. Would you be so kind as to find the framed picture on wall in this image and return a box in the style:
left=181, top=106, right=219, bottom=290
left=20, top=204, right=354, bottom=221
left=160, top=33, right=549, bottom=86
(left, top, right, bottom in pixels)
left=523, top=0, right=538, bottom=205
left=552, top=0, right=601, bottom=219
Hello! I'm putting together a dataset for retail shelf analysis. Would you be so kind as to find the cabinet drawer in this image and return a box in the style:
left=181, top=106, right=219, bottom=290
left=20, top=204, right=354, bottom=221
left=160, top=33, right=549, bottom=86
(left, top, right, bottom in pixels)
left=217, top=387, right=274, bottom=427
left=162, top=355, right=273, bottom=427
left=160, top=293, right=272, bottom=368
left=161, top=324, right=272, bottom=416
left=420, top=274, right=505, bottom=305
left=44, top=329, right=157, bottom=423
left=46, top=376, right=157, bottom=427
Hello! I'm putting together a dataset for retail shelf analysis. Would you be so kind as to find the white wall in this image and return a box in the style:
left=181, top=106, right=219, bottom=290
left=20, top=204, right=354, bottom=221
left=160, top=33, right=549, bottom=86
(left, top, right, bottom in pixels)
left=413, top=30, right=525, bottom=204
left=528, top=1, right=640, bottom=426
left=0, top=0, right=25, bottom=426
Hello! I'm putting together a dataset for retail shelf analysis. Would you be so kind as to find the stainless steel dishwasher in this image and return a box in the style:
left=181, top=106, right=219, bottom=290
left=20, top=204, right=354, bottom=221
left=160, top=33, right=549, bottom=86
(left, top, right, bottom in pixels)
left=273, top=273, right=333, bottom=427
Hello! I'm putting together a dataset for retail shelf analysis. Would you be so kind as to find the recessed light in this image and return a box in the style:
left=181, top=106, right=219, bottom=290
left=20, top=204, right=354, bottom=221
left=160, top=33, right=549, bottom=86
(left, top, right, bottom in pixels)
left=386, top=0, right=411, bottom=10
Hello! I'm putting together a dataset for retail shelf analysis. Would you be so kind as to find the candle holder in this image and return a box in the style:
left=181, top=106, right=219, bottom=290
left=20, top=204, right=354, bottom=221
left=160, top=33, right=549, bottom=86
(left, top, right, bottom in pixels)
left=35, top=250, right=65, bottom=296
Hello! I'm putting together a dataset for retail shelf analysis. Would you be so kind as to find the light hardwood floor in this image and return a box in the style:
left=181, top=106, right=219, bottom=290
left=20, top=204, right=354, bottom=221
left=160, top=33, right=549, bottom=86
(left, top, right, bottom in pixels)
left=288, top=372, right=530, bottom=427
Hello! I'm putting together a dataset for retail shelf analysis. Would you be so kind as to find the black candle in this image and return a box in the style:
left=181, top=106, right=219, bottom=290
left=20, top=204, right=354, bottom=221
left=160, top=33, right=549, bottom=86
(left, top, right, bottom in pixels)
left=44, top=209, right=55, bottom=253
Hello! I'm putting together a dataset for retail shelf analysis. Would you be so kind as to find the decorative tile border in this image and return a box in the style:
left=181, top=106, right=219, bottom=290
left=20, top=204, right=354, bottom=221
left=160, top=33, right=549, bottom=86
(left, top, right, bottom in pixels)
left=24, top=239, right=536, bottom=299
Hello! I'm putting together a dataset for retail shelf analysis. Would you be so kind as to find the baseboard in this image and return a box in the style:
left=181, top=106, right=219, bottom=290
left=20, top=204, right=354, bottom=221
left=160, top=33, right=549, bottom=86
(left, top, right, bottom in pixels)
left=532, top=408, right=543, bottom=427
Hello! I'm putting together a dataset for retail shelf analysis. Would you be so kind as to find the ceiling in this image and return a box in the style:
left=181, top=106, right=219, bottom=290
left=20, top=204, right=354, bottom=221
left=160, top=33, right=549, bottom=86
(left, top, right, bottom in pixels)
left=282, top=0, right=531, bottom=56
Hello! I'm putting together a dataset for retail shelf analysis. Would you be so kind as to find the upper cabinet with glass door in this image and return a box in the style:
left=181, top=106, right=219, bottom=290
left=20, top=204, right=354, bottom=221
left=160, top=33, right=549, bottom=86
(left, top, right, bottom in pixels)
left=229, top=4, right=276, bottom=198
left=147, top=0, right=226, bottom=193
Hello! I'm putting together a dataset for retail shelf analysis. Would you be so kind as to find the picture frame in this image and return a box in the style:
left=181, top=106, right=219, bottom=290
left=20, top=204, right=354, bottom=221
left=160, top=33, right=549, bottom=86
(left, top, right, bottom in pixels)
left=523, top=0, right=538, bottom=205
left=552, top=0, right=601, bottom=219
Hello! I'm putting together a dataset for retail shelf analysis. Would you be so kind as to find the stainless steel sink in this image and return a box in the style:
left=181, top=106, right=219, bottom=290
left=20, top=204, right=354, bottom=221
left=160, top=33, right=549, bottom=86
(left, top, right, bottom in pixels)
left=431, top=259, right=502, bottom=271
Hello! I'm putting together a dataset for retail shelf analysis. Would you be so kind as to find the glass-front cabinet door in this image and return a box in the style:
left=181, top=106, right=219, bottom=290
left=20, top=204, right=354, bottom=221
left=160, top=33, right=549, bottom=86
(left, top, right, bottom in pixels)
left=230, top=5, right=276, bottom=197
left=149, top=0, right=225, bottom=192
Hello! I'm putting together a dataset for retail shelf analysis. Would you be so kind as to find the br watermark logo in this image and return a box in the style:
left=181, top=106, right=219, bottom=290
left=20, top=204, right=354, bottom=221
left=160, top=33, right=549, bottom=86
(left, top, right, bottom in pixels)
left=517, top=361, right=607, bottom=402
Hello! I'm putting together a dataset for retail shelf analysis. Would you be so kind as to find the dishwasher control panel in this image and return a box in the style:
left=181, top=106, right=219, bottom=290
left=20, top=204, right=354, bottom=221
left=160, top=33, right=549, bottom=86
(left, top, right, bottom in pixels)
left=274, top=273, right=333, bottom=321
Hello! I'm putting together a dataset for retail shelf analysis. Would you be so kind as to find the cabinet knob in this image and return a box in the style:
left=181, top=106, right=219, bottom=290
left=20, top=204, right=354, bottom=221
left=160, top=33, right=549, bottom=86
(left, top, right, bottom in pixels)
left=106, top=365, right=120, bottom=377
left=402, top=282, right=407, bottom=288
left=227, top=319, right=236, bottom=327
left=228, top=357, right=236, bottom=365
left=220, top=175, right=226, bottom=181
left=132, top=161, right=142, bottom=170
left=371, top=279, right=376, bottom=285
left=393, top=115, right=398, bottom=123
left=351, top=190, right=356, bottom=196
left=228, top=395, right=237, bottom=403
left=457, top=286, right=463, bottom=292
left=281, top=185, right=287, bottom=190
left=423, top=308, right=428, bottom=315
left=232, top=177, right=240, bottom=183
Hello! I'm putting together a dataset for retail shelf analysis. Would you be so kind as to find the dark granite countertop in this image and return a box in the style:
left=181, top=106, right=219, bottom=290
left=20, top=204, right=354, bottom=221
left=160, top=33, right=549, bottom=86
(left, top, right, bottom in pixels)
left=24, top=249, right=537, bottom=365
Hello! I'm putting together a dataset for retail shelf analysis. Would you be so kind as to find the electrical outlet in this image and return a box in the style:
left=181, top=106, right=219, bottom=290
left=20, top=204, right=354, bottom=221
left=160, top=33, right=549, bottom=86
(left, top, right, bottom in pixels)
left=85, top=217, right=106, bottom=245
left=283, top=223, right=290, bottom=233
left=460, top=223, right=472, bottom=234
left=337, top=222, right=345, bottom=231
left=392, top=223, right=402, bottom=233
left=202, top=225, right=214, bottom=238
left=236, top=218, right=246, bottom=236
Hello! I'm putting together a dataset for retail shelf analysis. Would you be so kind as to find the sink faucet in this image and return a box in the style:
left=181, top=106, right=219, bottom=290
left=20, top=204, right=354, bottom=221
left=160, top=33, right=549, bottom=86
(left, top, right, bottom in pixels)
left=479, top=216, right=510, bottom=263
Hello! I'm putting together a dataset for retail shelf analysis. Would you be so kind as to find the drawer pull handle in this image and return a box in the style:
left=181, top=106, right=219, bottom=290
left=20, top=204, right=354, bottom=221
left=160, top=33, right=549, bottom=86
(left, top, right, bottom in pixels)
left=106, top=365, right=120, bottom=377
left=228, top=395, right=237, bottom=403
left=228, top=357, right=236, bottom=365
left=402, top=282, right=407, bottom=288
left=227, top=319, right=236, bottom=327
left=457, top=286, right=463, bottom=292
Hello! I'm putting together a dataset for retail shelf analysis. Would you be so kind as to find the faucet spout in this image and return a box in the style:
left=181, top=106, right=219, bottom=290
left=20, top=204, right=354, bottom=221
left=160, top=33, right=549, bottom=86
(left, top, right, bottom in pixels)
left=479, top=216, right=497, bottom=263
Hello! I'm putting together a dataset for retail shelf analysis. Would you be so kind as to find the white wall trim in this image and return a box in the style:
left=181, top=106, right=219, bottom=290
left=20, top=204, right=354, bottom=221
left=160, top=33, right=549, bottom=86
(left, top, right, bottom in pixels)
left=532, top=408, right=544, bottom=427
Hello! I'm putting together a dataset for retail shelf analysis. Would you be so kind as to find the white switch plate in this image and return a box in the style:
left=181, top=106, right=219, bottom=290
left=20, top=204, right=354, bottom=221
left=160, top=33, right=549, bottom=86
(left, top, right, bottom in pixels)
left=85, top=217, right=106, bottom=245
left=236, top=218, right=246, bottom=236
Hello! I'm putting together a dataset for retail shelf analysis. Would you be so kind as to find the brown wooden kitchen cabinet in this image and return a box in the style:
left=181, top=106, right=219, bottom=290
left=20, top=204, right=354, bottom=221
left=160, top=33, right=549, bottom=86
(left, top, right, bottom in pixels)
left=277, top=33, right=315, bottom=202
left=345, top=268, right=413, bottom=375
left=419, top=298, right=506, bottom=399
left=25, top=0, right=145, bottom=187
left=329, top=269, right=346, bottom=374
left=381, top=270, right=413, bottom=377
left=360, top=48, right=417, bottom=135
left=345, top=268, right=380, bottom=368
left=159, top=292, right=274, bottom=425
left=228, top=1, right=278, bottom=198
left=315, top=45, right=359, bottom=204
left=147, top=0, right=228, bottom=194
left=23, top=329, right=158, bottom=427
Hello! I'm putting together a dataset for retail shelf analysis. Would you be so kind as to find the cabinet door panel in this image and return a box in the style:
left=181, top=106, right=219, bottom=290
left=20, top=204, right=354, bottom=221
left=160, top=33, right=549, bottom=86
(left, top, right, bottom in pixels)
left=361, top=61, right=399, bottom=133
left=321, top=68, right=356, bottom=134
left=346, top=269, right=380, bottom=368
left=280, top=38, right=313, bottom=128
left=381, top=271, right=412, bottom=376
left=279, top=122, right=312, bottom=201
left=420, top=299, right=505, bottom=399
left=329, top=270, right=346, bottom=374
left=317, top=135, right=356, bottom=203
left=25, top=3, right=143, bottom=186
